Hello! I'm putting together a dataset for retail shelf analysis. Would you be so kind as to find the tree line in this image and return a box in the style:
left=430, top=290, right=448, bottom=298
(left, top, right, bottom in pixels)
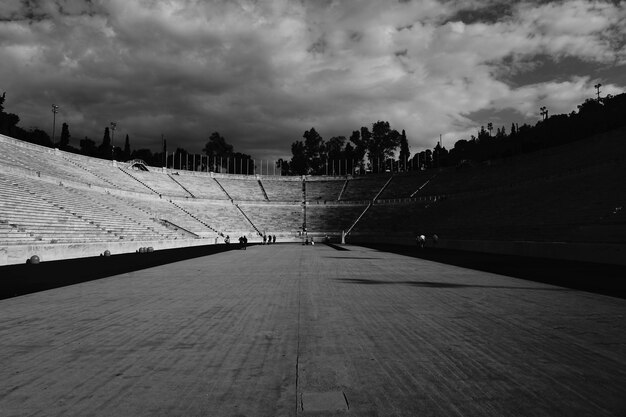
left=2, top=90, right=625, bottom=175
left=280, top=91, right=626, bottom=175
left=0, top=93, right=252, bottom=173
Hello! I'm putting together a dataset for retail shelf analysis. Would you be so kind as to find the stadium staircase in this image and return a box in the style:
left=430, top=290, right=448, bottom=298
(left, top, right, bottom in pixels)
left=345, top=176, right=393, bottom=237
left=344, top=203, right=372, bottom=237
left=167, top=174, right=196, bottom=198
left=213, top=178, right=233, bottom=201
left=118, top=167, right=160, bottom=195
left=337, top=179, right=348, bottom=201
left=60, top=155, right=120, bottom=189
left=156, top=219, right=200, bottom=239
left=258, top=180, right=270, bottom=201
left=167, top=201, right=221, bottom=236
left=105, top=193, right=197, bottom=239
left=410, top=174, right=437, bottom=198
left=234, top=204, right=262, bottom=236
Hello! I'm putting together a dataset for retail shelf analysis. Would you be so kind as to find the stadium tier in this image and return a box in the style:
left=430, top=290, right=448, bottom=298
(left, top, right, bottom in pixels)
left=1, top=129, right=625, bottom=265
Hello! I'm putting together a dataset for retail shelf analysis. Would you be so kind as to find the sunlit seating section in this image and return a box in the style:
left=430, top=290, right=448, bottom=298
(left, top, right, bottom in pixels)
left=217, top=178, right=266, bottom=201
left=340, top=175, right=391, bottom=201
left=305, top=204, right=366, bottom=233
left=176, top=200, right=256, bottom=236
left=305, top=180, right=344, bottom=202
left=0, top=173, right=116, bottom=244
left=112, top=195, right=217, bottom=238
left=3, top=173, right=183, bottom=242
left=378, top=172, right=432, bottom=200
left=262, top=179, right=303, bottom=202
left=59, top=156, right=153, bottom=194
left=239, top=204, right=303, bottom=234
left=0, top=221, right=39, bottom=245
left=168, top=173, right=229, bottom=200
left=122, top=168, right=191, bottom=197
left=0, top=137, right=112, bottom=188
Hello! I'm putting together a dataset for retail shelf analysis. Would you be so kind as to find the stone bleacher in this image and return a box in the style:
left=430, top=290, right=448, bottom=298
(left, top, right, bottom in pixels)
left=0, top=136, right=112, bottom=188
left=0, top=173, right=117, bottom=244
left=176, top=200, right=256, bottom=236
left=262, top=178, right=303, bottom=202
left=340, top=176, right=391, bottom=201
left=305, top=204, right=366, bottom=234
left=305, top=180, right=344, bottom=202
left=168, top=172, right=229, bottom=200
left=353, top=160, right=626, bottom=244
left=239, top=204, right=303, bottom=235
left=378, top=172, right=432, bottom=200
left=2, top=173, right=184, bottom=242
left=1, top=128, right=624, bottom=265
left=122, top=168, right=192, bottom=197
left=216, top=177, right=266, bottom=201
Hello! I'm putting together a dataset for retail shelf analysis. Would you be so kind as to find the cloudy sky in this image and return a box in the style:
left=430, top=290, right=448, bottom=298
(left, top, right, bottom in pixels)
left=1, top=0, right=625, bottom=160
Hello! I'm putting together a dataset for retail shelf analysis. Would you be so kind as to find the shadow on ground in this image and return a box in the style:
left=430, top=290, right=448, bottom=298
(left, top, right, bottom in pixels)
left=334, top=277, right=572, bottom=292
left=0, top=244, right=247, bottom=300
left=356, top=243, right=626, bottom=299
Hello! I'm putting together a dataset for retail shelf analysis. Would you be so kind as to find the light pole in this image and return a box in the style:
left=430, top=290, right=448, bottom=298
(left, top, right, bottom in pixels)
left=594, top=83, right=602, bottom=102
left=51, top=104, right=59, bottom=143
left=540, top=106, right=548, bottom=121
left=110, top=122, right=117, bottom=159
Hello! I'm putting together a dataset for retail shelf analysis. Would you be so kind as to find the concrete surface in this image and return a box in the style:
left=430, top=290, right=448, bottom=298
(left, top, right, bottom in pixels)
left=0, top=244, right=625, bottom=416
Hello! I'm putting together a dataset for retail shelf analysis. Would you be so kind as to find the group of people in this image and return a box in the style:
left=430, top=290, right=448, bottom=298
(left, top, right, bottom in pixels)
left=416, top=233, right=439, bottom=249
left=224, top=233, right=277, bottom=249
left=238, top=235, right=248, bottom=249
left=262, top=234, right=276, bottom=245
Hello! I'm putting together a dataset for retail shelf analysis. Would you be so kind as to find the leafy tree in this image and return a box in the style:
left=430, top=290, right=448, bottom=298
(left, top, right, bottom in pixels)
left=130, top=148, right=153, bottom=163
left=368, top=121, right=400, bottom=172
left=80, top=137, right=97, bottom=156
left=276, top=158, right=290, bottom=176
left=289, top=140, right=308, bottom=175
left=0, top=92, right=21, bottom=137
left=303, top=128, right=325, bottom=174
left=28, top=128, right=52, bottom=147
left=326, top=136, right=345, bottom=159
left=203, top=132, right=233, bottom=158
left=349, top=130, right=367, bottom=169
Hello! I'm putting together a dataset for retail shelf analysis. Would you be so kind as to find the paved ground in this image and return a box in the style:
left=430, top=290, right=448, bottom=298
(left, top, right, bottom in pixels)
left=1, top=244, right=625, bottom=416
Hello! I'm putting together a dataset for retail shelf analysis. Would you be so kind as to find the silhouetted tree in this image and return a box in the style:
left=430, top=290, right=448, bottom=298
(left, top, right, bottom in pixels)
left=0, top=92, right=21, bottom=137
left=368, top=121, right=400, bottom=172
left=303, top=128, right=325, bottom=174
left=79, top=137, right=97, bottom=156
left=399, top=129, right=410, bottom=169
left=59, top=123, right=70, bottom=149
left=123, top=134, right=131, bottom=160
left=99, top=127, right=112, bottom=159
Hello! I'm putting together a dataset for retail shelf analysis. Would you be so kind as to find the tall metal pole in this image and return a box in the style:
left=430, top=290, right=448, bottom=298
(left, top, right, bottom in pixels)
left=51, top=104, right=59, bottom=143
left=594, top=83, right=602, bottom=102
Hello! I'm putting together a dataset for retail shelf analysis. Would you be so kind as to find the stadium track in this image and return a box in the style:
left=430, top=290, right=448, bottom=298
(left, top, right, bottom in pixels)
left=1, top=243, right=625, bottom=416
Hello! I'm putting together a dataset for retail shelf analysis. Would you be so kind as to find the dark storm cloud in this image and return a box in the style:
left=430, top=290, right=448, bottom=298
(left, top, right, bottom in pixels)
left=1, top=0, right=625, bottom=160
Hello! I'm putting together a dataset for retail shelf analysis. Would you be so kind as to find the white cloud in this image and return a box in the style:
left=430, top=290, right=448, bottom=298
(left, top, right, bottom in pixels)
left=0, top=0, right=624, bottom=159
